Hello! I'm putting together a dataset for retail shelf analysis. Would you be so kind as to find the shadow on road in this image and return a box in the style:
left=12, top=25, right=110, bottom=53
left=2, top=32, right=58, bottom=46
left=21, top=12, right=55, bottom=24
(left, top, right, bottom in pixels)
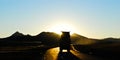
left=57, top=52, right=80, bottom=60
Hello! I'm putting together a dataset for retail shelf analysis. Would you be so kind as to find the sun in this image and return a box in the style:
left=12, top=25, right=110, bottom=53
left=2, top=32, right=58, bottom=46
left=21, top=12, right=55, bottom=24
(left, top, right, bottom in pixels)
left=48, top=23, right=75, bottom=35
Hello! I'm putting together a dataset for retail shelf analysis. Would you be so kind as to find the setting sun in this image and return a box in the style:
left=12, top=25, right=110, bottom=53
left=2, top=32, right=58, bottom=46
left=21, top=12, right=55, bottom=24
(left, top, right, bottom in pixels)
left=48, top=23, right=76, bottom=35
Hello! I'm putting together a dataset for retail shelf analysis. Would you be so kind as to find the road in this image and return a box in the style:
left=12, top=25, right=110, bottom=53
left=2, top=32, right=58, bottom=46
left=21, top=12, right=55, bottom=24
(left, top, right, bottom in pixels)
left=43, top=47, right=108, bottom=60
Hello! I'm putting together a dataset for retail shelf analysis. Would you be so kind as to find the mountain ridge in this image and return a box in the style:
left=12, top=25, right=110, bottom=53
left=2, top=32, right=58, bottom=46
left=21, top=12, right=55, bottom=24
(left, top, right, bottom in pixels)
left=0, top=31, right=120, bottom=46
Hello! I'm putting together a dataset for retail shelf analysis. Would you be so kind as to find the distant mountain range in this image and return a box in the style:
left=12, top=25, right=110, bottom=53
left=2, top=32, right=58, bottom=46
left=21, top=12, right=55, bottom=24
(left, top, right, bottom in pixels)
left=0, top=31, right=120, bottom=47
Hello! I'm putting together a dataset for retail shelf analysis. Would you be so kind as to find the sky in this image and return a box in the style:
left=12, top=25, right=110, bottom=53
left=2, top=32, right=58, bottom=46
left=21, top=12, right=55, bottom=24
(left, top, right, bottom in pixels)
left=0, top=0, right=120, bottom=38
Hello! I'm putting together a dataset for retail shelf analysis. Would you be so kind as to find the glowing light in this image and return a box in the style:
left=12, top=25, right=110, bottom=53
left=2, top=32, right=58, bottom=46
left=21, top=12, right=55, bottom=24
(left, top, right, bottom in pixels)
left=48, top=23, right=75, bottom=35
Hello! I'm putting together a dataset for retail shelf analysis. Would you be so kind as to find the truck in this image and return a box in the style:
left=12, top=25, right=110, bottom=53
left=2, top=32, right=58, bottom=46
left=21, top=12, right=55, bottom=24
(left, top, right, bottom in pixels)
left=59, top=31, right=71, bottom=52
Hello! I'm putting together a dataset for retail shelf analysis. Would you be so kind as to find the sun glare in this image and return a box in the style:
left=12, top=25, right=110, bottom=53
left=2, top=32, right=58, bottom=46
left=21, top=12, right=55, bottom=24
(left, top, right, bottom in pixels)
left=48, top=23, right=75, bottom=35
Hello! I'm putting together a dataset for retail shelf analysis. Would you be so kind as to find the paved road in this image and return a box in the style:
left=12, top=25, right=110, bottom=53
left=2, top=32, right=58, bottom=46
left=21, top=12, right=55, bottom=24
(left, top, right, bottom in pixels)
left=43, top=47, right=108, bottom=60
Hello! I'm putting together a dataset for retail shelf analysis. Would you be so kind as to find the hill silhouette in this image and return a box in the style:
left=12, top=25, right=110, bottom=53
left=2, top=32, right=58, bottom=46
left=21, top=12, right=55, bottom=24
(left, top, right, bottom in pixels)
left=1, top=31, right=120, bottom=47
left=0, top=31, right=97, bottom=47
left=1, top=31, right=120, bottom=60
left=11, top=31, right=24, bottom=37
left=71, top=33, right=96, bottom=45
left=0, top=32, right=60, bottom=47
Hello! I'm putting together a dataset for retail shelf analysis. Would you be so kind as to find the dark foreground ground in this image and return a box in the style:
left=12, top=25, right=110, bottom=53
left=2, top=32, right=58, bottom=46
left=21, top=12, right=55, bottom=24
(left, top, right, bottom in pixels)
left=0, top=45, right=120, bottom=60
left=0, top=46, right=48, bottom=60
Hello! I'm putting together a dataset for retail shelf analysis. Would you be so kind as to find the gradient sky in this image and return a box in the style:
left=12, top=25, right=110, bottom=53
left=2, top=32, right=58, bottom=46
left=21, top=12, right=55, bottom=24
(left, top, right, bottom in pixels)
left=0, top=0, right=120, bottom=38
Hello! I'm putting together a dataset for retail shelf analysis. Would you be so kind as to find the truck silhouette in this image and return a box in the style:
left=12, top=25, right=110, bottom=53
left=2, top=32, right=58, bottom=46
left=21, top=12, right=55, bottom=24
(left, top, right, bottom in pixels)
left=59, top=32, right=71, bottom=52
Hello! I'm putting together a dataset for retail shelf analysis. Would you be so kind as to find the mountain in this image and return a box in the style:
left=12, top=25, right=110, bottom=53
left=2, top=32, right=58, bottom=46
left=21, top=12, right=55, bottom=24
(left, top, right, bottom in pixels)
left=0, top=32, right=60, bottom=47
left=35, top=32, right=60, bottom=46
left=1, top=31, right=120, bottom=47
left=94, top=37, right=120, bottom=45
left=71, top=33, right=96, bottom=45
left=11, top=31, right=24, bottom=37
